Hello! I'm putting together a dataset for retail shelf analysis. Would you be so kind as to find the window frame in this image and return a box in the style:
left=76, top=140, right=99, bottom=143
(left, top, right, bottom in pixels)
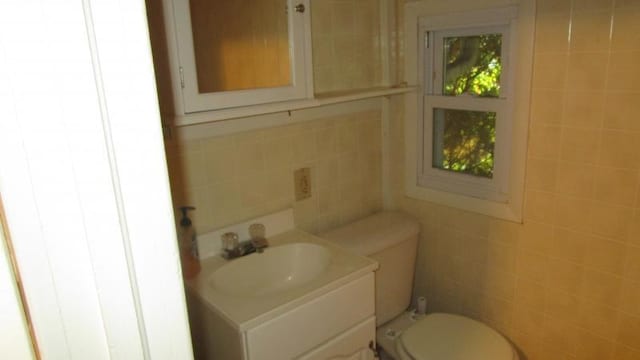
left=403, top=4, right=535, bottom=222
left=419, top=25, right=512, bottom=202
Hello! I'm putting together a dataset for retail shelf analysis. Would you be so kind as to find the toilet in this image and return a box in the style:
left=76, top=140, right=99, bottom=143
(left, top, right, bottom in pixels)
left=322, top=212, right=518, bottom=360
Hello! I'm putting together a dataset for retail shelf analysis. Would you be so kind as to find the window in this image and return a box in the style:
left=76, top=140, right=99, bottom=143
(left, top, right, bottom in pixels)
left=404, top=4, right=535, bottom=221
left=420, top=25, right=510, bottom=202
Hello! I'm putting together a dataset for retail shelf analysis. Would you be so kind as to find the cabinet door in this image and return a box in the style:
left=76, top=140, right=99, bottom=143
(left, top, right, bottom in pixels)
left=164, top=0, right=313, bottom=113
left=297, top=317, right=376, bottom=360
left=246, top=274, right=375, bottom=360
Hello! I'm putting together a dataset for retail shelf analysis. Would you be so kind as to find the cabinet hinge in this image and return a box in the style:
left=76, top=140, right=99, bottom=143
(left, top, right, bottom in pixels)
left=179, top=66, right=185, bottom=89
left=424, top=33, right=430, bottom=48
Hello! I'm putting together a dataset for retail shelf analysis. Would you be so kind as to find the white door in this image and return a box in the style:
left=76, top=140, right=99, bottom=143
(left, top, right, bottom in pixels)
left=0, top=0, right=193, bottom=358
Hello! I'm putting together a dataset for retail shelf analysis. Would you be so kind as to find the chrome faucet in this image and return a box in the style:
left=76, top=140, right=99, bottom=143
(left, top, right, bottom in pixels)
left=220, top=224, right=269, bottom=260
left=248, top=223, right=268, bottom=253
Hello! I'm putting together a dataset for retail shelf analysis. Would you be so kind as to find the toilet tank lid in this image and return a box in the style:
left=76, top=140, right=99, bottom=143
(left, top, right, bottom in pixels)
left=320, top=212, right=420, bottom=256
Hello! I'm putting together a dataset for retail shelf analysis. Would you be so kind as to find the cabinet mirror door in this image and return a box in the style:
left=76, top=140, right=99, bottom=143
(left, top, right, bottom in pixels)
left=169, top=0, right=312, bottom=113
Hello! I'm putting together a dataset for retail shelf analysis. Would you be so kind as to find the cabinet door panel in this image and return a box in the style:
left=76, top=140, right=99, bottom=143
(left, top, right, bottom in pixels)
left=246, top=274, right=375, bottom=360
left=297, top=317, right=376, bottom=360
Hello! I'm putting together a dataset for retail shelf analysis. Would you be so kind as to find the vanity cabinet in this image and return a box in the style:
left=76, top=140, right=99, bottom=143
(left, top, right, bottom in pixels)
left=187, top=272, right=376, bottom=360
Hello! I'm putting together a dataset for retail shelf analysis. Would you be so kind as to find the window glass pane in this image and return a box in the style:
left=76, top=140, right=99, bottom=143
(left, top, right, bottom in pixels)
left=432, top=108, right=496, bottom=178
left=443, top=34, right=502, bottom=97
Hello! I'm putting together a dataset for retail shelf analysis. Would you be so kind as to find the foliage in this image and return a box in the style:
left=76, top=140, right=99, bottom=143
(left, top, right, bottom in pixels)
left=443, top=34, right=502, bottom=97
left=433, top=34, right=501, bottom=178
left=434, top=110, right=496, bottom=178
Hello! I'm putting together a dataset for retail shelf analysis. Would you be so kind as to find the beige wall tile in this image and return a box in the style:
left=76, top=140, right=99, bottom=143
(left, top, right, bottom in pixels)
left=521, top=221, right=554, bottom=254
left=589, top=204, right=634, bottom=240
left=534, top=14, right=571, bottom=52
left=603, top=93, right=640, bottom=131
left=620, top=279, right=640, bottom=317
left=517, top=249, right=549, bottom=283
left=515, top=277, right=547, bottom=309
left=554, top=196, right=594, bottom=232
left=511, top=306, right=544, bottom=337
left=567, top=52, right=609, bottom=90
left=615, top=0, right=640, bottom=8
left=537, top=0, right=572, bottom=14
left=607, top=52, right=640, bottom=91
left=625, top=246, right=640, bottom=282
left=611, top=8, right=640, bottom=51
left=530, top=89, right=565, bottom=124
left=525, top=158, right=558, bottom=192
left=580, top=268, right=623, bottom=307
left=545, top=289, right=582, bottom=323
left=570, top=11, right=613, bottom=51
left=524, top=190, right=556, bottom=224
left=171, top=111, right=382, bottom=235
left=563, top=91, right=604, bottom=129
left=541, top=316, right=579, bottom=355
left=613, top=344, right=640, bottom=360
left=594, top=168, right=639, bottom=207
left=575, top=329, right=614, bottom=360
left=552, top=228, right=589, bottom=264
left=533, top=52, right=568, bottom=89
left=546, top=258, right=585, bottom=294
left=555, top=162, right=596, bottom=198
left=616, top=313, right=640, bottom=350
left=577, top=300, right=620, bottom=340
left=598, top=130, right=640, bottom=169
left=559, top=127, right=600, bottom=163
left=572, top=0, right=614, bottom=12
left=584, top=236, right=628, bottom=276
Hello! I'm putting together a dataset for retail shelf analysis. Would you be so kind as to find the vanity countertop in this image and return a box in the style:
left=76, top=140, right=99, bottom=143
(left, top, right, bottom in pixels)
left=185, top=229, right=378, bottom=331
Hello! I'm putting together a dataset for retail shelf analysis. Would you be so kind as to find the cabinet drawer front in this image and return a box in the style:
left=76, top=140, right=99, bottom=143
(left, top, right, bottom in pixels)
left=297, top=317, right=376, bottom=360
left=246, top=273, right=375, bottom=360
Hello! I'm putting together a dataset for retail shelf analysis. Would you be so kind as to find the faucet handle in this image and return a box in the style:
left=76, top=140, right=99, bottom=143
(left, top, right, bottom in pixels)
left=249, top=223, right=268, bottom=252
left=249, top=223, right=266, bottom=239
left=221, top=232, right=239, bottom=251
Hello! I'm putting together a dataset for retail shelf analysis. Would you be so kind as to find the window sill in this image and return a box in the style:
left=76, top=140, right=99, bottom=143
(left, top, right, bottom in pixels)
left=173, top=86, right=416, bottom=127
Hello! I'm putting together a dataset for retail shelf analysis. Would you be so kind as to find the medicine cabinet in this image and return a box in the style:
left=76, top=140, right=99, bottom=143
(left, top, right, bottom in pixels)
left=162, top=0, right=313, bottom=114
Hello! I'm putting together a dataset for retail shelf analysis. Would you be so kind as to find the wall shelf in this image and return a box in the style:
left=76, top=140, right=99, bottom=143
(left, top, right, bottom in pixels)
left=173, top=86, right=417, bottom=127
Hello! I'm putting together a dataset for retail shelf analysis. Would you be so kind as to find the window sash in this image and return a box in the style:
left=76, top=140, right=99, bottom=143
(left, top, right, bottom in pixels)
left=418, top=24, right=512, bottom=202
left=427, top=25, right=510, bottom=97
left=420, top=95, right=510, bottom=202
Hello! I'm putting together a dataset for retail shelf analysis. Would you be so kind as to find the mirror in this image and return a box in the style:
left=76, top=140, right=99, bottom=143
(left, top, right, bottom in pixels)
left=189, top=0, right=292, bottom=93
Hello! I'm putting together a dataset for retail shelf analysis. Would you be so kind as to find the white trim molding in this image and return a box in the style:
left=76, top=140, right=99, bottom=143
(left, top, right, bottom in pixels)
left=0, top=0, right=193, bottom=358
left=403, top=1, right=536, bottom=222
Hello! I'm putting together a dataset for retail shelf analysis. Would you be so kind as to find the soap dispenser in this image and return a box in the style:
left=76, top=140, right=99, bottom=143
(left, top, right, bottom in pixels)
left=178, top=206, right=200, bottom=279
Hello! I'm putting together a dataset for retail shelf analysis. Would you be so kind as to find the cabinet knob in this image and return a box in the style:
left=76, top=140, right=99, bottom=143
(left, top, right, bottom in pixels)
left=294, top=3, right=305, bottom=13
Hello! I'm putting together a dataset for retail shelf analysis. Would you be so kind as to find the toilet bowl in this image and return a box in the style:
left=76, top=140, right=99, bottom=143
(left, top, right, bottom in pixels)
left=322, top=212, right=518, bottom=360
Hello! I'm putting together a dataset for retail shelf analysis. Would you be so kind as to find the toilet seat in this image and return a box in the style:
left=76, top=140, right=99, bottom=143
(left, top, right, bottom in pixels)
left=397, top=313, right=515, bottom=360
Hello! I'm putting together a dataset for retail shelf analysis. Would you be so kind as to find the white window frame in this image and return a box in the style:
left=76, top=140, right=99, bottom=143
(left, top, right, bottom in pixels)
left=420, top=25, right=511, bottom=202
left=404, top=3, right=535, bottom=222
left=162, top=0, right=314, bottom=114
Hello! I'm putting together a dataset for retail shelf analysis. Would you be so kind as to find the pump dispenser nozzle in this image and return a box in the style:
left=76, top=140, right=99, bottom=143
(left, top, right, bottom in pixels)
left=179, top=206, right=195, bottom=227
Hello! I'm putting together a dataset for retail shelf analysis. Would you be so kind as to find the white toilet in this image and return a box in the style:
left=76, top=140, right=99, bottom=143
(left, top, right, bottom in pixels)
left=322, top=212, right=518, bottom=360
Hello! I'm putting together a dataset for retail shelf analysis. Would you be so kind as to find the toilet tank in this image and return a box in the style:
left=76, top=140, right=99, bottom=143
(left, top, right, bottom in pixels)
left=321, top=212, right=420, bottom=326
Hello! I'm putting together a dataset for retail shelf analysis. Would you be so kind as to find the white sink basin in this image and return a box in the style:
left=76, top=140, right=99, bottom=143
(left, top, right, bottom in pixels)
left=209, top=243, right=331, bottom=297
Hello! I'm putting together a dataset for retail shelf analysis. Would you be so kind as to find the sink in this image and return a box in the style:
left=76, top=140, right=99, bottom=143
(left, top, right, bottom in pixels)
left=209, top=243, right=331, bottom=297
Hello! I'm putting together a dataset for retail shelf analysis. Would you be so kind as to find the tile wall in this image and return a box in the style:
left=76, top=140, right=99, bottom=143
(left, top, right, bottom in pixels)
left=166, top=111, right=383, bottom=235
left=311, top=0, right=384, bottom=93
left=391, top=0, right=640, bottom=359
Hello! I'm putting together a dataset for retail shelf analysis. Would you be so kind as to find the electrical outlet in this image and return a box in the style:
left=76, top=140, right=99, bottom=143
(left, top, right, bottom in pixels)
left=294, top=168, right=311, bottom=201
